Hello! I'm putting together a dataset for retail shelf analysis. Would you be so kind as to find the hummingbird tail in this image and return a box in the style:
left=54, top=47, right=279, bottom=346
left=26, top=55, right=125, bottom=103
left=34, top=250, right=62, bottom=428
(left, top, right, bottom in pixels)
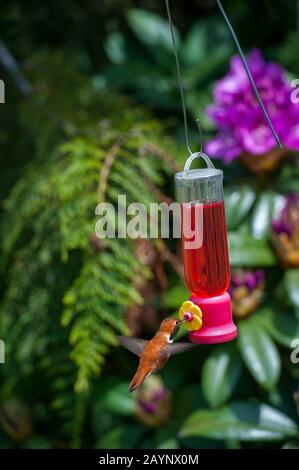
left=129, top=369, right=150, bottom=392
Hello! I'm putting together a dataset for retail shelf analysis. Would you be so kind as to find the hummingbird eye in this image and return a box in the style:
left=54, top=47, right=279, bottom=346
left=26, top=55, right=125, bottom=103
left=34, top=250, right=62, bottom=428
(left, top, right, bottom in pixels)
left=176, top=320, right=179, bottom=325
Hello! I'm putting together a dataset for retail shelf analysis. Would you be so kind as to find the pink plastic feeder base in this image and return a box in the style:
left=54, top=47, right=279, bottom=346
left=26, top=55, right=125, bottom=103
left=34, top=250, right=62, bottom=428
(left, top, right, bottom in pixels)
left=188, top=292, right=237, bottom=344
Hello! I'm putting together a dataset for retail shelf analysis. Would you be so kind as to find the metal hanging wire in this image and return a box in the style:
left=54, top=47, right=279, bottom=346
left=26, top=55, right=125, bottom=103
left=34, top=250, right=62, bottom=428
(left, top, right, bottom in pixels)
left=165, top=0, right=198, bottom=156
left=215, top=0, right=283, bottom=149
left=165, top=0, right=283, bottom=159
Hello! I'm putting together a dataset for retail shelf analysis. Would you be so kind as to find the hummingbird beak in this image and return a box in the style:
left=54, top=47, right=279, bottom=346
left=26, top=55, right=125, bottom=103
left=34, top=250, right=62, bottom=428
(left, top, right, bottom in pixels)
left=179, top=318, right=187, bottom=323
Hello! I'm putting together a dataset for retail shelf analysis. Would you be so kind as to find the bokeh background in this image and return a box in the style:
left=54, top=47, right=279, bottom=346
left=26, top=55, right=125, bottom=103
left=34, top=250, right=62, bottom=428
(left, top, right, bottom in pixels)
left=0, top=0, right=299, bottom=449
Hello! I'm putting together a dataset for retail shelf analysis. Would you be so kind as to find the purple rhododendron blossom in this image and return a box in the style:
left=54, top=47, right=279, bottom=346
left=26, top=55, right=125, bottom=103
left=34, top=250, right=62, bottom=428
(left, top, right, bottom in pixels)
left=205, top=49, right=299, bottom=163
left=272, top=193, right=299, bottom=236
left=137, top=387, right=168, bottom=415
left=228, top=269, right=264, bottom=297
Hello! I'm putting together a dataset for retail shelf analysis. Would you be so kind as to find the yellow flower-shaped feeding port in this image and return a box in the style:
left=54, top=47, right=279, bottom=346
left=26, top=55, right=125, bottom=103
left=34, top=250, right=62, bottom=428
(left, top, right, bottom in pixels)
left=179, top=301, right=203, bottom=331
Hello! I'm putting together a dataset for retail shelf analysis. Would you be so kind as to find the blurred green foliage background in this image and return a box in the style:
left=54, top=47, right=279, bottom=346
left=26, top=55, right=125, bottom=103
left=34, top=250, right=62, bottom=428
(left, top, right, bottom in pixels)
left=0, top=0, right=299, bottom=449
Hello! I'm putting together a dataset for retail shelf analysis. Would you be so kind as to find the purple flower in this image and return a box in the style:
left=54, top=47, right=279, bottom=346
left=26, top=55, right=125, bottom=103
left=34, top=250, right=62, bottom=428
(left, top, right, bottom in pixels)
left=137, top=387, right=168, bottom=415
left=135, top=376, right=172, bottom=427
left=272, top=193, right=299, bottom=236
left=230, top=269, right=264, bottom=294
left=138, top=399, right=157, bottom=415
left=271, top=193, right=299, bottom=267
left=205, top=49, right=299, bottom=162
left=229, top=269, right=265, bottom=319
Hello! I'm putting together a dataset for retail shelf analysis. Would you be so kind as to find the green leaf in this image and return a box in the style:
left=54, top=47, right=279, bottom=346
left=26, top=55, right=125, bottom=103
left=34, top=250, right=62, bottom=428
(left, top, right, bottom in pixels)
left=276, top=164, right=299, bottom=193
left=284, top=269, right=299, bottom=310
left=202, top=345, right=242, bottom=408
left=282, top=441, right=299, bottom=449
left=182, top=18, right=232, bottom=68
left=179, top=402, right=298, bottom=441
left=103, top=382, right=135, bottom=416
left=237, top=321, right=281, bottom=390
left=104, top=32, right=126, bottom=64
left=251, top=192, right=284, bottom=240
left=225, top=186, right=256, bottom=230
left=182, top=22, right=207, bottom=65
left=228, top=232, right=276, bottom=266
left=96, top=424, right=142, bottom=449
left=127, top=9, right=180, bottom=52
left=251, top=307, right=299, bottom=348
left=22, top=436, right=51, bottom=449
left=173, top=384, right=205, bottom=422
left=162, top=283, right=189, bottom=309
left=156, top=438, right=179, bottom=449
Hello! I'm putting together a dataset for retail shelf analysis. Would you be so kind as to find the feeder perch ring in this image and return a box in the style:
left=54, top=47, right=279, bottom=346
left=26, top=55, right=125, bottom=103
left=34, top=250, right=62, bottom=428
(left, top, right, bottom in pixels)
left=179, top=301, right=202, bottom=331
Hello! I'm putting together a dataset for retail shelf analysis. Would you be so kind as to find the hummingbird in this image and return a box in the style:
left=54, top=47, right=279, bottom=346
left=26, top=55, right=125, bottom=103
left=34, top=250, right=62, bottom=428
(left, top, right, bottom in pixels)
left=117, top=317, right=195, bottom=392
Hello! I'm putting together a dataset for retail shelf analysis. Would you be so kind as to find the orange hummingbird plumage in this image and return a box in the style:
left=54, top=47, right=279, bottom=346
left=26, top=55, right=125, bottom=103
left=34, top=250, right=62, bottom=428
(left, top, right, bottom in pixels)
left=117, top=317, right=195, bottom=392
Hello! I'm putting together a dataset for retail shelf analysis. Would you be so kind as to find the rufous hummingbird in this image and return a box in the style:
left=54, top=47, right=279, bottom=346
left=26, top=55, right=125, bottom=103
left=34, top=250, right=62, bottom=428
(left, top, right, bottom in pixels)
left=117, top=317, right=194, bottom=392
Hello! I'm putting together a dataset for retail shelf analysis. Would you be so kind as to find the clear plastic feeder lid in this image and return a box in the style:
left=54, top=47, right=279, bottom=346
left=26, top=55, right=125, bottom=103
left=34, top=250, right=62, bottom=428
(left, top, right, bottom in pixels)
left=175, top=152, right=223, bottom=204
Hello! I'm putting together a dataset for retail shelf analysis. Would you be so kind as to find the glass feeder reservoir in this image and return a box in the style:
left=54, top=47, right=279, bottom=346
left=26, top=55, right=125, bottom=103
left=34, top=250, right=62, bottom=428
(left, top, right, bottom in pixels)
left=175, top=153, right=237, bottom=344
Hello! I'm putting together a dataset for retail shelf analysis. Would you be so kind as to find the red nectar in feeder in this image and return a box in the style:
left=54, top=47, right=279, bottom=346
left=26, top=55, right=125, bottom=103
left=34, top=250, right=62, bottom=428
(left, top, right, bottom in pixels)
left=182, top=201, right=230, bottom=297
left=176, top=154, right=237, bottom=344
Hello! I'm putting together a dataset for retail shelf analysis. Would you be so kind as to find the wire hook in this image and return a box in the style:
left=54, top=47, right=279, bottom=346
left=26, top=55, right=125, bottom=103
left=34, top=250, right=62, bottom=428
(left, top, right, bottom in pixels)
left=196, top=118, right=203, bottom=154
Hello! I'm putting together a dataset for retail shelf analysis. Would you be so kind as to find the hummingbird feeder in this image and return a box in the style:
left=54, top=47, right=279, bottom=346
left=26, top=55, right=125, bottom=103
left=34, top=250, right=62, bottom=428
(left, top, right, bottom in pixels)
left=176, top=153, right=237, bottom=343
left=165, top=0, right=283, bottom=344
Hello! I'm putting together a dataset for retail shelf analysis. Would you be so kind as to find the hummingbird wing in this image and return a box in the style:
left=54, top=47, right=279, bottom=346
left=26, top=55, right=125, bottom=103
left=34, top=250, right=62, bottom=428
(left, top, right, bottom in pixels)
left=162, top=342, right=196, bottom=357
left=116, top=335, right=148, bottom=357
